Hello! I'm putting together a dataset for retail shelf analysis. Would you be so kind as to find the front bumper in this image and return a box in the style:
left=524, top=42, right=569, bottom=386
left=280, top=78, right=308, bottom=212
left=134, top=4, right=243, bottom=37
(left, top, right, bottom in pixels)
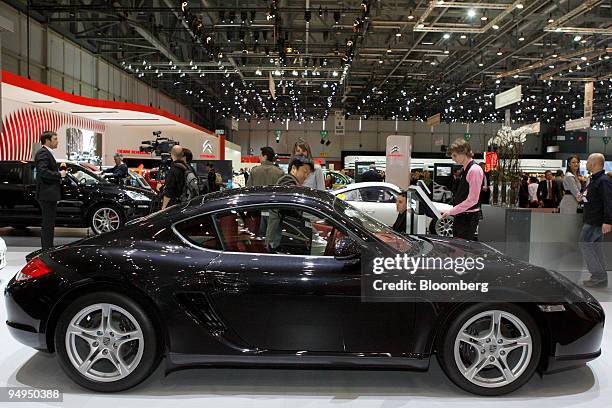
left=542, top=301, right=605, bottom=373
left=123, top=201, right=154, bottom=220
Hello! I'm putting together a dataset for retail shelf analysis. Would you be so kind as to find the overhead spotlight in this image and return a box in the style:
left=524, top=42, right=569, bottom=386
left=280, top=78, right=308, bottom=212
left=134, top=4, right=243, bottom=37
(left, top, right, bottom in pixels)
left=478, top=62, right=484, bottom=67
left=444, top=47, right=449, bottom=54
left=378, top=59, right=384, bottom=64
left=292, top=70, right=298, bottom=76
left=241, top=11, right=247, bottom=23
left=481, top=12, right=488, bottom=21
left=417, top=23, right=425, bottom=28
left=265, top=46, right=270, bottom=56
left=334, top=11, right=341, bottom=24
left=580, top=56, right=587, bottom=61
left=305, top=9, right=311, bottom=22
left=548, top=14, right=554, bottom=23
left=518, top=33, right=525, bottom=41
left=408, top=9, right=414, bottom=20
left=467, top=9, right=476, bottom=18
left=552, top=53, right=558, bottom=58
left=460, top=34, right=467, bottom=39
left=395, top=30, right=402, bottom=37
left=443, top=33, right=450, bottom=39
left=497, top=49, right=503, bottom=56
left=318, top=6, right=323, bottom=17
left=229, top=10, right=236, bottom=23
left=492, top=24, right=499, bottom=30
left=516, top=3, right=524, bottom=9
left=255, top=69, right=262, bottom=76
left=332, top=70, right=339, bottom=77
left=387, top=47, right=392, bottom=54
left=574, top=35, right=582, bottom=42
left=250, top=11, right=256, bottom=23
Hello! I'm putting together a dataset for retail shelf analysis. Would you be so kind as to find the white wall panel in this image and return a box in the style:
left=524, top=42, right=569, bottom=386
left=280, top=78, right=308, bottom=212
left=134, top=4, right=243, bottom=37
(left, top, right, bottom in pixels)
left=48, top=33, right=64, bottom=72
left=81, top=52, right=94, bottom=84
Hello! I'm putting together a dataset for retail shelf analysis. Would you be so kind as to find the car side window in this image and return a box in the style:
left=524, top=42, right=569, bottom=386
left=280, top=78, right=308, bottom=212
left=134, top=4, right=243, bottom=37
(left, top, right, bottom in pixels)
left=0, top=163, right=24, bottom=184
left=174, top=215, right=222, bottom=250
left=340, top=189, right=362, bottom=201
left=359, top=187, right=396, bottom=203
left=213, top=207, right=344, bottom=257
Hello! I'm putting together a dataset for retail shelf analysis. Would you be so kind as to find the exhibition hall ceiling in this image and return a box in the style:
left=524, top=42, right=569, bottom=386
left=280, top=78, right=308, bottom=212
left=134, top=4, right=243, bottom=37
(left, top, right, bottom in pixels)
left=12, top=0, right=612, bottom=127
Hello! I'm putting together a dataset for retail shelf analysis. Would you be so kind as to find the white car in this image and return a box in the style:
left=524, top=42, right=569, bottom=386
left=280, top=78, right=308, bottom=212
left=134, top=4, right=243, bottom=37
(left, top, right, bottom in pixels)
left=0, top=237, right=6, bottom=270
left=332, top=182, right=455, bottom=237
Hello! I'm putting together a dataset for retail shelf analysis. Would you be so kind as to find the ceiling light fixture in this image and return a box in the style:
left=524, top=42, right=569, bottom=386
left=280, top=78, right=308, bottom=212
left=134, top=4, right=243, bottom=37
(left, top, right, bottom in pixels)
left=467, top=9, right=476, bottom=18
left=574, top=35, right=582, bottom=42
left=408, top=9, right=414, bottom=20
left=492, top=24, right=499, bottom=30
left=443, top=33, right=450, bottom=39
left=518, top=33, right=525, bottom=41
left=497, top=49, right=503, bottom=56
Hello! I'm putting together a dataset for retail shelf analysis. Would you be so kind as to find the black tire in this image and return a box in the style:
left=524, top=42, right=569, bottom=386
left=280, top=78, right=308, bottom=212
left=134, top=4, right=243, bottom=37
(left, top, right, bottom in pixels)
left=88, top=204, right=125, bottom=235
left=437, top=303, right=541, bottom=396
left=54, top=291, right=160, bottom=392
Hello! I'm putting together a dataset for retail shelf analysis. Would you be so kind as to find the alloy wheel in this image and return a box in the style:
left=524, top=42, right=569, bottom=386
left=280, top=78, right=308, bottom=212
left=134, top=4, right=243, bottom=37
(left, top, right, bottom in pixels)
left=65, top=303, right=145, bottom=383
left=92, top=207, right=121, bottom=234
left=453, top=310, right=532, bottom=388
left=435, top=217, right=454, bottom=237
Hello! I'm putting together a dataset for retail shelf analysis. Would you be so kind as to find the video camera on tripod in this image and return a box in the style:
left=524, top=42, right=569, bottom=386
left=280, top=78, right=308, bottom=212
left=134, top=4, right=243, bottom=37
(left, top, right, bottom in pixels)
left=139, top=131, right=179, bottom=156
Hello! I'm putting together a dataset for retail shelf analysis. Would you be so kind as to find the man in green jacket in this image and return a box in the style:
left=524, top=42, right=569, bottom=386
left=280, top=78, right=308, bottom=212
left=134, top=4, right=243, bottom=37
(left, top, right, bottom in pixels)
left=246, top=146, right=285, bottom=187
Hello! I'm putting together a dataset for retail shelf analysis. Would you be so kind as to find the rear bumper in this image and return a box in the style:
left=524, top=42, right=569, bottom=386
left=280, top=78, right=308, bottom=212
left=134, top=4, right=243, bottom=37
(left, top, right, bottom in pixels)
left=6, top=321, right=48, bottom=351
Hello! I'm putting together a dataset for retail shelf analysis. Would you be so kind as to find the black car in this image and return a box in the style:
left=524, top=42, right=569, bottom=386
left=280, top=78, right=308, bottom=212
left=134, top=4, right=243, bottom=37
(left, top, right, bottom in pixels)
left=4, top=187, right=604, bottom=395
left=0, top=161, right=156, bottom=235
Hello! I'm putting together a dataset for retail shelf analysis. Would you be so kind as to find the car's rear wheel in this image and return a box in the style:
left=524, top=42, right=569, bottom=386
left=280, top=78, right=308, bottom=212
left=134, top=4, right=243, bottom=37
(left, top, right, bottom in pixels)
left=437, top=303, right=541, bottom=396
left=89, top=205, right=124, bottom=235
left=429, top=217, right=454, bottom=237
left=55, top=292, right=160, bottom=392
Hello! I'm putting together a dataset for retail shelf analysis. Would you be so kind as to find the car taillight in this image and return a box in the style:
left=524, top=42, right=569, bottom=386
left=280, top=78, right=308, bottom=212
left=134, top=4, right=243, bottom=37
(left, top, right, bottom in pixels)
left=16, top=258, right=53, bottom=282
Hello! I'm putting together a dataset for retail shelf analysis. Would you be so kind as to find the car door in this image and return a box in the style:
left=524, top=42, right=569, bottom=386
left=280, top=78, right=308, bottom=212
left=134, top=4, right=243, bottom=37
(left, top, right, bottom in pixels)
left=0, top=162, right=39, bottom=223
left=198, top=205, right=353, bottom=353
left=357, top=186, right=398, bottom=226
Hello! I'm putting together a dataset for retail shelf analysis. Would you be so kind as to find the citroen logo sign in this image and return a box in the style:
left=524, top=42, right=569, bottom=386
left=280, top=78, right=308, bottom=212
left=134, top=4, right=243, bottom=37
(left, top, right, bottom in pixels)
left=202, top=140, right=213, bottom=153
left=390, top=145, right=400, bottom=154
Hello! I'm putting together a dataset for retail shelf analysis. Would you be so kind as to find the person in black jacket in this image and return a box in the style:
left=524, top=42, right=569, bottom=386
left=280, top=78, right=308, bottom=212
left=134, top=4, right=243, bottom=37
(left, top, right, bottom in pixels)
left=161, top=145, right=186, bottom=209
left=34, top=131, right=65, bottom=250
left=392, top=191, right=408, bottom=234
left=580, top=153, right=612, bottom=288
left=361, top=164, right=383, bottom=182
left=103, top=153, right=129, bottom=182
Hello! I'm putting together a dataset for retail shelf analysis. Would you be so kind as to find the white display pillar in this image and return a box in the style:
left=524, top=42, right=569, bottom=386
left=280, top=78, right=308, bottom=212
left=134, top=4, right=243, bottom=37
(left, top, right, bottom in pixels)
left=0, top=15, right=15, bottom=136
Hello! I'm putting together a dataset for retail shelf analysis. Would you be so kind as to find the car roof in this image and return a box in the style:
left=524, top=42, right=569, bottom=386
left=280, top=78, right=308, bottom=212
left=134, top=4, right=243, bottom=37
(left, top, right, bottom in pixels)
left=333, top=182, right=401, bottom=194
left=189, top=185, right=337, bottom=208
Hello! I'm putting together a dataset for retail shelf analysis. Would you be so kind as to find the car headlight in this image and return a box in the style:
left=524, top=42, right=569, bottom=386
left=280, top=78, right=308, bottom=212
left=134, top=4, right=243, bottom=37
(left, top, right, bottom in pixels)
left=125, top=190, right=151, bottom=201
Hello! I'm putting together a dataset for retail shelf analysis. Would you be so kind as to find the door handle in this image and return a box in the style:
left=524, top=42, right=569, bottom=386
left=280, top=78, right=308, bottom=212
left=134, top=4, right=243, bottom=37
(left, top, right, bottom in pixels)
left=365, top=210, right=375, bottom=214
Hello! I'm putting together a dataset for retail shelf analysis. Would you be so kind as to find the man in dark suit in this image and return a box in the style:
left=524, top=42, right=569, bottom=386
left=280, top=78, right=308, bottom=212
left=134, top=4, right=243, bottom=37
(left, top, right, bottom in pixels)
left=361, top=164, right=383, bottom=182
left=537, top=170, right=562, bottom=208
left=34, top=131, right=65, bottom=250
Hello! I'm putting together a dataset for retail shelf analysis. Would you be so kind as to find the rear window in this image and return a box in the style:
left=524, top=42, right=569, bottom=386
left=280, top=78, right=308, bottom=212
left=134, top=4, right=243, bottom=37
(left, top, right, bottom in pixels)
left=0, top=163, right=24, bottom=184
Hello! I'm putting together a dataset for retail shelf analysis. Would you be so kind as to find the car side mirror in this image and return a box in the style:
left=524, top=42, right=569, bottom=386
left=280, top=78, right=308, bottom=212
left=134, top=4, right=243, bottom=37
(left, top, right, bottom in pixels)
left=334, top=236, right=361, bottom=260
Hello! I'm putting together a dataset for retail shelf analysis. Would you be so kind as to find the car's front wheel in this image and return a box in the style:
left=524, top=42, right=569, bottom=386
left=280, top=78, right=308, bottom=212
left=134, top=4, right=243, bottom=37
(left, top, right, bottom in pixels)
left=429, top=217, right=454, bottom=237
left=89, top=205, right=124, bottom=235
left=437, top=304, right=541, bottom=396
left=55, top=292, right=160, bottom=392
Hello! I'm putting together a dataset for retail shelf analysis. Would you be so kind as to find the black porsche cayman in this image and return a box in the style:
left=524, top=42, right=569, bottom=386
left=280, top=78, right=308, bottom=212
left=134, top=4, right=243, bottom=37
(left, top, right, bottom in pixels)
left=5, top=186, right=604, bottom=395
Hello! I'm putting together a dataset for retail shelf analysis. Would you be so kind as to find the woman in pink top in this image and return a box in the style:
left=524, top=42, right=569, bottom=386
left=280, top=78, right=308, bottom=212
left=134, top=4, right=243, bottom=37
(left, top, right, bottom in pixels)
left=441, top=139, right=484, bottom=240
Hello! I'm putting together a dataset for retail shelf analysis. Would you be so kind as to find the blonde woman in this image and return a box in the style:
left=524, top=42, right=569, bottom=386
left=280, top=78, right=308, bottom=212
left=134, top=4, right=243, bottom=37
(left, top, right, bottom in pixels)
left=292, top=140, right=325, bottom=190
left=559, top=155, right=582, bottom=214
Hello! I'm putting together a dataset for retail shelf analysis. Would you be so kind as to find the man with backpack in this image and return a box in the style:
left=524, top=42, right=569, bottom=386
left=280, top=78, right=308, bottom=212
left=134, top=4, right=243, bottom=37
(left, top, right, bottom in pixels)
left=162, top=145, right=200, bottom=209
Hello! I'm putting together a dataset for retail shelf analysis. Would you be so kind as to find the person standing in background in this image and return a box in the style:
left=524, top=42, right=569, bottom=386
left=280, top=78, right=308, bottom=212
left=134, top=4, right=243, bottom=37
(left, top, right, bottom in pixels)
left=528, top=176, right=540, bottom=208
left=537, top=170, right=562, bottom=208
left=450, top=167, right=462, bottom=196
left=479, top=162, right=491, bottom=205
left=361, top=164, right=383, bottom=182
left=247, top=146, right=284, bottom=187
left=34, top=131, right=66, bottom=250
left=161, top=145, right=186, bottom=209
left=103, top=153, right=128, bottom=181
left=559, top=155, right=583, bottom=214
left=206, top=163, right=218, bottom=193
left=519, top=174, right=529, bottom=208
left=292, top=140, right=325, bottom=189
left=392, top=191, right=408, bottom=234
left=580, top=153, right=612, bottom=288
left=441, top=139, right=484, bottom=240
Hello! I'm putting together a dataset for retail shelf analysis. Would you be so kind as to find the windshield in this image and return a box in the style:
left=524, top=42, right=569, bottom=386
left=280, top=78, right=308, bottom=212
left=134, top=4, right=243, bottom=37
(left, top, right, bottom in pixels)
left=333, top=197, right=414, bottom=252
left=65, top=163, right=108, bottom=185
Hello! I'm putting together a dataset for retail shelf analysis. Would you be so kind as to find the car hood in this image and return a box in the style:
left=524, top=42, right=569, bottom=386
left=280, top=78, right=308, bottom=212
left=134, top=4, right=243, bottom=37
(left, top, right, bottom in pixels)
left=373, top=234, right=595, bottom=304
